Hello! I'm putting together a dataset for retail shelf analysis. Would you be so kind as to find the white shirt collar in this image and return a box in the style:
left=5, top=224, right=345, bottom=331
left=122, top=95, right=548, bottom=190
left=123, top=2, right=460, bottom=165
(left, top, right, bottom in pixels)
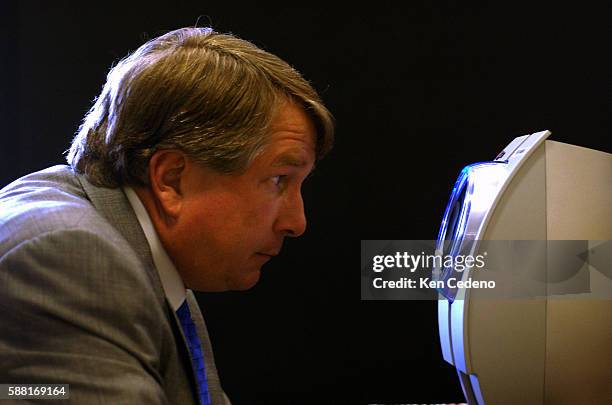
left=123, top=186, right=186, bottom=311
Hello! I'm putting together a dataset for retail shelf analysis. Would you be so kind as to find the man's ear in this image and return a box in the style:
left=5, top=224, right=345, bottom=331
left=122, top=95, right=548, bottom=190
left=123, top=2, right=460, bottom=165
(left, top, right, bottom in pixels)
left=148, top=149, right=187, bottom=221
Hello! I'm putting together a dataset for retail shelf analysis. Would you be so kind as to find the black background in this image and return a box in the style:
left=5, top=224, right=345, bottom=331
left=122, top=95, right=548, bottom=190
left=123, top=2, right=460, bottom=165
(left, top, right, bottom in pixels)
left=1, top=1, right=610, bottom=404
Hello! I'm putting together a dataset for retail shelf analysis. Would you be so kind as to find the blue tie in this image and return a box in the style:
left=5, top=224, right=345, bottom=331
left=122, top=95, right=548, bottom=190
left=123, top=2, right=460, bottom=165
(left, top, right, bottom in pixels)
left=176, top=300, right=212, bottom=405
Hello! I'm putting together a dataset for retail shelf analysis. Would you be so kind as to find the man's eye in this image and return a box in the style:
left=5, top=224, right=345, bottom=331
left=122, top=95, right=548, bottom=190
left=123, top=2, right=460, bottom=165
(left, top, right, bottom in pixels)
left=271, top=175, right=286, bottom=187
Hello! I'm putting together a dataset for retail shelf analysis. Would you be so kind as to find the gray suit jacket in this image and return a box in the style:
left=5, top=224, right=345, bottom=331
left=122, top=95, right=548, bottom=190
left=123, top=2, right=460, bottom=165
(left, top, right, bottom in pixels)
left=0, top=165, right=229, bottom=404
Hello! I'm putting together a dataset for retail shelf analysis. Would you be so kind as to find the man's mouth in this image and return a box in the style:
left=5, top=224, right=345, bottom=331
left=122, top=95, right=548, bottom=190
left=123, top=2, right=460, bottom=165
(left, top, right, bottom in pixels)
left=257, top=252, right=277, bottom=258
left=256, top=249, right=280, bottom=261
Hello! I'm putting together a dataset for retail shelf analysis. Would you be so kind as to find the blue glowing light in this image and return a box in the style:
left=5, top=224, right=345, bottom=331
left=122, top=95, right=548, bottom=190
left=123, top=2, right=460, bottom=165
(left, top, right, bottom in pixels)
left=435, top=161, right=507, bottom=301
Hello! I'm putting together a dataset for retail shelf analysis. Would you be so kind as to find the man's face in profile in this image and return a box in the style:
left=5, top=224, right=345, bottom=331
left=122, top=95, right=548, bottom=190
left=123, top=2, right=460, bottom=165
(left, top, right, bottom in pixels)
left=166, top=101, right=316, bottom=291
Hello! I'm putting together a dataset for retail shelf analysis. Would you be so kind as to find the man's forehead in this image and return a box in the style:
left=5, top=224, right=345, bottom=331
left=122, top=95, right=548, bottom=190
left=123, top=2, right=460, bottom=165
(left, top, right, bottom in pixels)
left=268, top=101, right=317, bottom=147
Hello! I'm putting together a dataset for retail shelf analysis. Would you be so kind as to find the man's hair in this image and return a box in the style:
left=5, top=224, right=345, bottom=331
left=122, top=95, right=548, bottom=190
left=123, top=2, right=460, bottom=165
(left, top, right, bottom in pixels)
left=67, top=27, right=334, bottom=187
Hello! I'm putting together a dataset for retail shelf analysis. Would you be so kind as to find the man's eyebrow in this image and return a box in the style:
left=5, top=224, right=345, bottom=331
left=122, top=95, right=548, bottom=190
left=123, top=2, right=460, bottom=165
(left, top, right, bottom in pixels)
left=271, top=154, right=316, bottom=172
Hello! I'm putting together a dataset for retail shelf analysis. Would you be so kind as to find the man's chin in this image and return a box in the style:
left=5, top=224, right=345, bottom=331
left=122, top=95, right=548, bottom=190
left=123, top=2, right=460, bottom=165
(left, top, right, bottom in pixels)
left=229, top=268, right=261, bottom=291
left=183, top=268, right=261, bottom=292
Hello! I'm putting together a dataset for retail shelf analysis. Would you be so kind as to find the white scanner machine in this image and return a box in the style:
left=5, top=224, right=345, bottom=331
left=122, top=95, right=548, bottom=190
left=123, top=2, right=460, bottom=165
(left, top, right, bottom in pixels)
left=436, top=131, right=612, bottom=404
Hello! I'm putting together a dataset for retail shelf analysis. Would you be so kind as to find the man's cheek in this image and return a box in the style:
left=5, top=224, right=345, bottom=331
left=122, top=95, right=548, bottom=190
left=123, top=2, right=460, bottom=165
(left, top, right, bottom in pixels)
left=242, top=201, right=276, bottom=228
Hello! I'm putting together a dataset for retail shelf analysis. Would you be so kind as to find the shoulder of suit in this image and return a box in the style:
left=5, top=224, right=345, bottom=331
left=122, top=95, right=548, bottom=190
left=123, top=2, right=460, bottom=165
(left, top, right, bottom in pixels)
left=0, top=165, right=129, bottom=259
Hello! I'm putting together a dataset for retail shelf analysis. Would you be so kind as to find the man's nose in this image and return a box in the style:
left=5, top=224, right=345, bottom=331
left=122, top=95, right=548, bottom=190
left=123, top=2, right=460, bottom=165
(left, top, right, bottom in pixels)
left=275, top=192, right=307, bottom=237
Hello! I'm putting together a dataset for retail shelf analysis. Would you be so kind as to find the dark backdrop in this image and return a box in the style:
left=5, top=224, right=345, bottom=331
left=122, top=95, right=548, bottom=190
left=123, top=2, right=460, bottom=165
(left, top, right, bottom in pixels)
left=1, top=1, right=610, bottom=404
